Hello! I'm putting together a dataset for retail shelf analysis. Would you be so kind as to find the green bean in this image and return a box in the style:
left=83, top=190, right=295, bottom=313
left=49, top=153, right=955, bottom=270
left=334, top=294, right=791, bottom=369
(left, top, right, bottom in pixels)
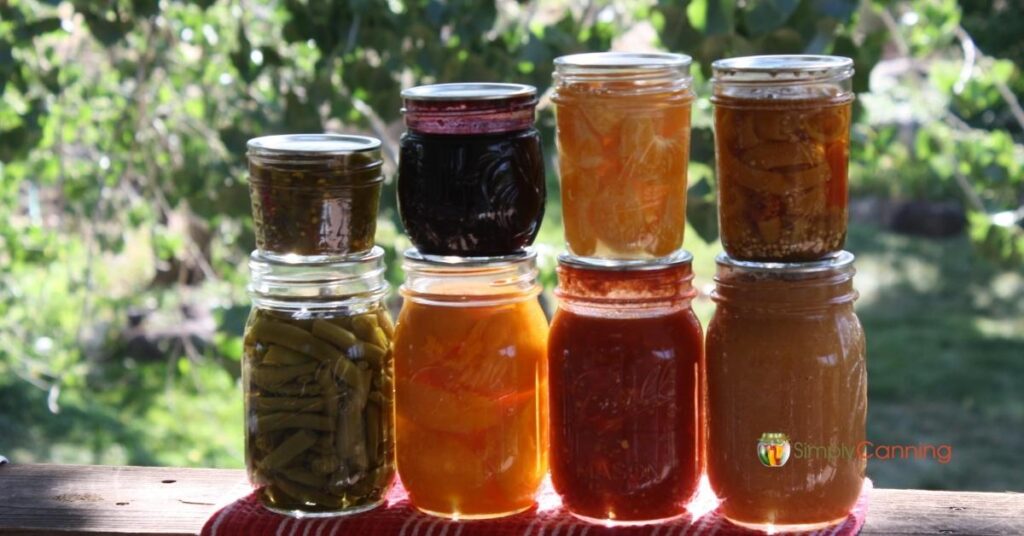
left=272, top=478, right=344, bottom=508
left=263, top=383, right=322, bottom=396
left=311, top=453, right=339, bottom=475
left=358, top=342, right=386, bottom=369
left=367, top=391, right=386, bottom=406
left=249, top=396, right=325, bottom=413
left=370, top=327, right=389, bottom=351
left=338, top=402, right=368, bottom=472
left=263, top=345, right=312, bottom=366
left=317, top=366, right=339, bottom=421
left=259, top=429, right=316, bottom=471
left=330, top=355, right=362, bottom=388
left=365, top=401, right=381, bottom=467
left=251, top=317, right=341, bottom=360
left=257, top=412, right=334, bottom=433
left=286, top=467, right=328, bottom=488
left=312, top=320, right=358, bottom=349
left=250, top=362, right=320, bottom=389
left=376, top=309, right=395, bottom=338
left=351, top=314, right=379, bottom=342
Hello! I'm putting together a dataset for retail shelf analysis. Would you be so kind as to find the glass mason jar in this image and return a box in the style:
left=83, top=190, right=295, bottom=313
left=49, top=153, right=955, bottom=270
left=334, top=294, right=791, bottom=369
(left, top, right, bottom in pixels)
left=548, top=252, right=703, bottom=525
left=706, top=251, right=867, bottom=531
left=553, top=52, right=694, bottom=261
left=398, top=83, right=546, bottom=256
left=243, top=247, right=396, bottom=517
left=711, top=55, right=854, bottom=262
left=394, top=249, right=549, bottom=519
left=247, top=134, right=384, bottom=260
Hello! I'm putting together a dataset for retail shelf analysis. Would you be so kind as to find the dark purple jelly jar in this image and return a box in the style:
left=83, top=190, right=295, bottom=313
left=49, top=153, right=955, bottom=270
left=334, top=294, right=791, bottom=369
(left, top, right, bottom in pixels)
left=398, top=83, right=545, bottom=256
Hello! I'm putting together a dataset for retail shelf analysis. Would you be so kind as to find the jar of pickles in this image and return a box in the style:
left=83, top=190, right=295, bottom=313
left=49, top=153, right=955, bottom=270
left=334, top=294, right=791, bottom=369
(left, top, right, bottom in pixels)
left=243, top=247, right=396, bottom=516
left=548, top=252, right=703, bottom=525
left=553, top=52, right=694, bottom=261
left=711, top=55, right=854, bottom=262
left=706, top=251, right=866, bottom=530
left=247, top=134, right=384, bottom=261
left=398, top=83, right=545, bottom=257
left=394, top=249, right=549, bottom=519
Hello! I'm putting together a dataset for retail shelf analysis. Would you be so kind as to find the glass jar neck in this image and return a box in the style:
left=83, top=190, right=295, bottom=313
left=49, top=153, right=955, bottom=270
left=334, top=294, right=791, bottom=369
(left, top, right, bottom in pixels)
left=711, top=252, right=858, bottom=314
left=553, top=52, right=693, bottom=100
left=400, top=249, right=541, bottom=307
left=401, top=83, right=537, bottom=135
left=248, top=247, right=388, bottom=312
left=711, top=54, right=854, bottom=104
left=555, top=253, right=696, bottom=317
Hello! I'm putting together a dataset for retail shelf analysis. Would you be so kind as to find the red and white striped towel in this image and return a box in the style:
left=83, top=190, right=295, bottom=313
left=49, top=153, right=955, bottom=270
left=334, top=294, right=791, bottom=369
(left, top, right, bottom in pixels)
left=202, top=477, right=871, bottom=536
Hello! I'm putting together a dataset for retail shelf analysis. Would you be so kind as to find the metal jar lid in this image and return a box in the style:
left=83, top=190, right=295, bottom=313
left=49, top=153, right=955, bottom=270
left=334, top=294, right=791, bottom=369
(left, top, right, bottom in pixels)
left=712, top=55, right=853, bottom=85
left=246, top=133, right=383, bottom=173
left=558, top=250, right=694, bottom=272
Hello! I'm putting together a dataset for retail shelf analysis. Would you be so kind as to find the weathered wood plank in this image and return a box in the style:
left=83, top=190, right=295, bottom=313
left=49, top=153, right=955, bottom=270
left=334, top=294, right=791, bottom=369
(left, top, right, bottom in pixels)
left=0, top=464, right=1021, bottom=535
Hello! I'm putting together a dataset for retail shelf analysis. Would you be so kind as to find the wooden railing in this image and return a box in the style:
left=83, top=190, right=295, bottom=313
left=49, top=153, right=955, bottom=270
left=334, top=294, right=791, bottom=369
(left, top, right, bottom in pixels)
left=0, top=464, right=1021, bottom=535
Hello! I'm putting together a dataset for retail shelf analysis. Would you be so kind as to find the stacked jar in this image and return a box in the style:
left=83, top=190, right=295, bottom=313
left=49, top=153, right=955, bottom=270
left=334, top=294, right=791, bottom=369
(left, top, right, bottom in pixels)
left=706, top=56, right=867, bottom=531
left=393, top=84, right=550, bottom=519
left=548, top=52, right=704, bottom=525
left=241, top=134, right=397, bottom=517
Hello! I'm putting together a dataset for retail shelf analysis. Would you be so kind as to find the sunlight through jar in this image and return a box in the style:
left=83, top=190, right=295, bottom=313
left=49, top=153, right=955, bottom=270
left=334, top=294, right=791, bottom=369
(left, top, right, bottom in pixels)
left=243, top=247, right=396, bottom=517
left=553, top=52, right=694, bottom=260
left=394, top=250, right=549, bottom=519
left=712, top=55, right=854, bottom=261
left=548, top=252, right=704, bottom=525
left=706, top=252, right=867, bottom=531
left=247, top=134, right=384, bottom=261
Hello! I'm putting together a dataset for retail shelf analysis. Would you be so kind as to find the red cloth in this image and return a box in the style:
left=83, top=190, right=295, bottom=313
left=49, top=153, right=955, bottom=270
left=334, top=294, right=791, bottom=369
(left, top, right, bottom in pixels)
left=202, top=477, right=871, bottom=536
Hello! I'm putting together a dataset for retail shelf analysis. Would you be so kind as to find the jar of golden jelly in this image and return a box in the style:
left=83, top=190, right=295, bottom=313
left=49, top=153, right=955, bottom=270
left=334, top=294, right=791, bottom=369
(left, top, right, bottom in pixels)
left=398, top=83, right=545, bottom=257
left=243, top=247, right=396, bottom=516
left=711, top=55, right=854, bottom=262
left=393, top=249, right=549, bottom=519
left=549, top=252, right=703, bottom=525
left=706, top=251, right=866, bottom=531
left=553, top=52, right=694, bottom=261
left=247, top=134, right=384, bottom=261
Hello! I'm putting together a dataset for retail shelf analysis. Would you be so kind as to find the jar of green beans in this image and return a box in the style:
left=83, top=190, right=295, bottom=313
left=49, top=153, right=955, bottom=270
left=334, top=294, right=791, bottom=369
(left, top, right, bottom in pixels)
left=243, top=246, right=395, bottom=517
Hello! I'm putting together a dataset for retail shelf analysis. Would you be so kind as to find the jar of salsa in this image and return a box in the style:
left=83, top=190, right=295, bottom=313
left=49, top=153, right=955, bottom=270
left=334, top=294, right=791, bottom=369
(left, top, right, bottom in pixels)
left=398, top=83, right=545, bottom=256
left=548, top=252, right=703, bottom=525
left=247, top=134, right=384, bottom=260
left=706, top=251, right=866, bottom=531
left=243, top=247, right=396, bottom=516
left=553, top=52, right=694, bottom=261
left=394, top=250, right=549, bottom=518
left=711, top=55, right=854, bottom=261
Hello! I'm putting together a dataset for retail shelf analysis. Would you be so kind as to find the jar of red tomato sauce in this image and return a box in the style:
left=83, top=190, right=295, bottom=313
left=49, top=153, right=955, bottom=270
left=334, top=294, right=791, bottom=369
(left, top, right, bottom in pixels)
left=548, top=252, right=704, bottom=525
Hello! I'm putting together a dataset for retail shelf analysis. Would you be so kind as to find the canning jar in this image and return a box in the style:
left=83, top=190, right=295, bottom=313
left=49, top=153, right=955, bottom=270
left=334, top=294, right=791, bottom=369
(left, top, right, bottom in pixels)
left=243, top=247, right=396, bottom=516
left=711, top=55, right=854, bottom=262
left=706, top=251, right=866, bottom=531
left=553, top=52, right=694, bottom=260
left=398, top=83, right=545, bottom=256
left=394, top=249, right=548, bottom=518
left=247, top=134, right=384, bottom=260
left=548, top=252, right=703, bottom=525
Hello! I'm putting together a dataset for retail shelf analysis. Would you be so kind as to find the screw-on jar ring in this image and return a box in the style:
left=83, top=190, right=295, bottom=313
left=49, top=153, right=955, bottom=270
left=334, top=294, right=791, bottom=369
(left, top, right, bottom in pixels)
left=400, top=248, right=541, bottom=307
left=401, top=83, right=538, bottom=135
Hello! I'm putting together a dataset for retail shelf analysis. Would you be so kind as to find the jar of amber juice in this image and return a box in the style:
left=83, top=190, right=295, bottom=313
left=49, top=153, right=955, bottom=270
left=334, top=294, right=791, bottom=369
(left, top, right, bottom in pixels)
left=394, top=249, right=549, bottom=518
left=243, top=247, right=396, bottom=517
left=706, top=251, right=866, bottom=531
left=553, top=52, right=694, bottom=261
left=549, top=252, right=703, bottom=525
left=712, top=55, right=854, bottom=262
left=247, top=134, right=384, bottom=261
left=398, top=83, right=545, bottom=256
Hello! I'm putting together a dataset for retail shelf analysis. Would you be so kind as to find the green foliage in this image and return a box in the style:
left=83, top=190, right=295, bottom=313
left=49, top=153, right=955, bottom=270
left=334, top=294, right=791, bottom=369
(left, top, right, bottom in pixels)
left=0, top=0, right=1022, bottom=489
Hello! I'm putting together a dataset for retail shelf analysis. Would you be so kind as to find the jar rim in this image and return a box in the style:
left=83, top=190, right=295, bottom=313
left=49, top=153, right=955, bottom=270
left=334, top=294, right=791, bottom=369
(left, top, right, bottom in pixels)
left=711, top=54, right=853, bottom=83
left=247, top=134, right=382, bottom=157
left=248, top=246, right=388, bottom=303
left=555, top=51, right=692, bottom=70
left=558, top=250, right=693, bottom=271
left=403, top=248, right=537, bottom=269
left=401, top=83, right=537, bottom=102
left=716, top=251, right=854, bottom=276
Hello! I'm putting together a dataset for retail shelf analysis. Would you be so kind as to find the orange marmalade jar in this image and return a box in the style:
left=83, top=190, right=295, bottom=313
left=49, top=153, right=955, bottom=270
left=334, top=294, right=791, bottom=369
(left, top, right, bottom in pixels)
left=394, top=250, right=549, bottom=519
left=706, top=252, right=866, bottom=531
left=553, top=52, right=694, bottom=261
left=712, top=55, right=854, bottom=262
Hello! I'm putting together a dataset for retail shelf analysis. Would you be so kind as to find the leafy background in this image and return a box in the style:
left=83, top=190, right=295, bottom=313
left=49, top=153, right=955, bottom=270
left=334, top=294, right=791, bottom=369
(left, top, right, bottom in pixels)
left=1, top=0, right=1021, bottom=490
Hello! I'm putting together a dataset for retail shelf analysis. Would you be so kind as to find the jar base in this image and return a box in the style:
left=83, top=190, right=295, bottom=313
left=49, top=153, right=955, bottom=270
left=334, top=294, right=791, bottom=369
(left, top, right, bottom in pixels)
left=723, top=514, right=849, bottom=532
left=569, top=510, right=688, bottom=526
left=260, top=497, right=386, bottom=519
left=414, top=502, right=534, bottom=520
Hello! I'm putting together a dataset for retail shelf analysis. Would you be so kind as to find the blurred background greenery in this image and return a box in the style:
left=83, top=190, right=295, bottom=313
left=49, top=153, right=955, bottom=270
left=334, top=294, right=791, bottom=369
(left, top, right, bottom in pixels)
left=1, top=0, right=1021, bottom=491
